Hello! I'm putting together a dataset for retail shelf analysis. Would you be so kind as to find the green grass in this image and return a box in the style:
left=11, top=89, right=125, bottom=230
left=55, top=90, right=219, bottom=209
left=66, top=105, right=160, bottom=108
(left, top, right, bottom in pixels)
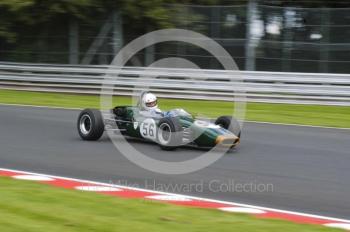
left=0, top=177, right=341, bottom=232
left=1, top=89, right=350, bottom=128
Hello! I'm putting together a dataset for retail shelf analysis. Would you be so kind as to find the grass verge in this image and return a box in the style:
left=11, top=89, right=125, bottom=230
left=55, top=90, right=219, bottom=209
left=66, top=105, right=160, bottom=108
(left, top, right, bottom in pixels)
left=0, top=89, right=350, bottom=128
left=0, top=176, right=341, bottom=232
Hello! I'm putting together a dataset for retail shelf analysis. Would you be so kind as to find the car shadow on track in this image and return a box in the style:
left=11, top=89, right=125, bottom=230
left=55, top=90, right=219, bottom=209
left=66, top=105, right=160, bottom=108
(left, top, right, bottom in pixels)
left=83, top=134, right=239, bottom=155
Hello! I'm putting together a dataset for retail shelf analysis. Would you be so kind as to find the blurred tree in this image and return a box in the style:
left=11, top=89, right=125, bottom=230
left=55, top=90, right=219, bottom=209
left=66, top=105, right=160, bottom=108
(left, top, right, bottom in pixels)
left=0, top=0, right=347, bottom=63
left=0, top=0, right=95, bottom=42
left=1, top=0, right=348, bottom=43
left=0, top=0, right=222, bottom=42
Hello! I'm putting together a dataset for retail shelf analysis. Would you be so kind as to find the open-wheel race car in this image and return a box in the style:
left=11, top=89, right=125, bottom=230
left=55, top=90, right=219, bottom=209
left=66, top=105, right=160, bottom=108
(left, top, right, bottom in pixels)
left=77, top=107, right=241, bottom=150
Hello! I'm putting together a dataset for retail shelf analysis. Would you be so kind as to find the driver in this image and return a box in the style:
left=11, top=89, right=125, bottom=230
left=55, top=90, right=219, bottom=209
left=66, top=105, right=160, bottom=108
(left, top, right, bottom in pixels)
left=139, top=91, right=163, bottom=116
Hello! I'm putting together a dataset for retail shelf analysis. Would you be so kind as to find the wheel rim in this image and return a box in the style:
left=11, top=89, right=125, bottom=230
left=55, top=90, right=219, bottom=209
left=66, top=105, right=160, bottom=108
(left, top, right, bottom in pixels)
left=79, top=114, right=92, bottom=135
left=158, top=123, right=171, bottom=145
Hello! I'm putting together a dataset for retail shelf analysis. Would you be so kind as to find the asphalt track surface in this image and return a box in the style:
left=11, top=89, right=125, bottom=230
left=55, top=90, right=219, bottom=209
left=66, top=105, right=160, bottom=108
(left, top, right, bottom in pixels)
left=0, top=104, right=349, bottom=219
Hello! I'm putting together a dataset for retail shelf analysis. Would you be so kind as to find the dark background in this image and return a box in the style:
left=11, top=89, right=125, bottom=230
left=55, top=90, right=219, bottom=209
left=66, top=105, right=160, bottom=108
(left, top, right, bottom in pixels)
left=0, top=0, right=349, bottom=73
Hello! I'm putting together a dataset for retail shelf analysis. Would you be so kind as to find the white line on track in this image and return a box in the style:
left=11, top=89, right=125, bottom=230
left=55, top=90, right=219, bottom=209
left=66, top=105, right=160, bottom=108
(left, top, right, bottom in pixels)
left=12, top=175, right=55, bottom=181
left=145, top=195, right=192, bottom=202
left=246, top=120, right=350, bottom=130
left=219, top=207, right=266, bottom=214
left=325, top=223, right=350, bottom=230
left=75, top=186, right=122, bottom=192
left=0, top=103, right=82, bottom=111
left=0, top=102, right=349, bottom=130
left=1, top=167, right=349, bottom=224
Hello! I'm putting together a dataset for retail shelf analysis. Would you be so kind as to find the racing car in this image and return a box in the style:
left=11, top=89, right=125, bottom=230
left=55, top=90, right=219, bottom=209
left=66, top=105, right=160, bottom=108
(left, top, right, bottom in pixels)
left=77, top=106, right=241, bottom=150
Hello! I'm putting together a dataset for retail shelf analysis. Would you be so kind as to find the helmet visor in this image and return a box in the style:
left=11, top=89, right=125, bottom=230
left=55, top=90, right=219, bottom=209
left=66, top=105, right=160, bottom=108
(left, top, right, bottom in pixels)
left=146, top=100, right=157, bottom=108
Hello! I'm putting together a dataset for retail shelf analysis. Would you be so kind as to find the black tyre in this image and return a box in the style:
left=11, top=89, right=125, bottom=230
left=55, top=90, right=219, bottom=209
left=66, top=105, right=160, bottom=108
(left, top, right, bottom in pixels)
left=77, top=109, right=104, bottom=141
left=215, top=116, right=241, bottom=138
left=157, top=117, right=183, bottom=150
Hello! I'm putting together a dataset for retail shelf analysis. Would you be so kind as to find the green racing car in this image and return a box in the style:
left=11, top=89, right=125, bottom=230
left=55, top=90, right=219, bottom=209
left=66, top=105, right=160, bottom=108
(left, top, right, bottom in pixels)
left=77, top=105, right=241, bottom=150
left=77, top=91, right=240, bottom=150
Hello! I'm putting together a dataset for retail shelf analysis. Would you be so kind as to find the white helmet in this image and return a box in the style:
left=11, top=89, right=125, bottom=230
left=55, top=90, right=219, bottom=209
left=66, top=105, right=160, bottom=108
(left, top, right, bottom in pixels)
left=141, top=92, right=158, bottom=110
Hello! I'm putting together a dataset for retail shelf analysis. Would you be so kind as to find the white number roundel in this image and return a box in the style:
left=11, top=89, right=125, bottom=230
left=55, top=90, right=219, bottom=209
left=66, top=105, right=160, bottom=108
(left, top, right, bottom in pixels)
left=140, top=118, right=157, bottom=140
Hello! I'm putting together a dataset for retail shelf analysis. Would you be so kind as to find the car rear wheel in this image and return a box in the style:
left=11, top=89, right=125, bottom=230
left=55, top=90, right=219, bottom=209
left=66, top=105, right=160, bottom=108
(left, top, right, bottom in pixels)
left=157, top=117, right=183, bottom=150
left=215, top=116, right=241, bottom=138
left=77, top=109, right=104, bottom=141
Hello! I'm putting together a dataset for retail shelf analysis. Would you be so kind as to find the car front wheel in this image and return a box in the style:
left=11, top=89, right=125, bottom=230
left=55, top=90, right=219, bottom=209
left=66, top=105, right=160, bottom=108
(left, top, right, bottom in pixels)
left=77, top=109, right=104, bottom=141
left=157, top=117, right=183, bottom=150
